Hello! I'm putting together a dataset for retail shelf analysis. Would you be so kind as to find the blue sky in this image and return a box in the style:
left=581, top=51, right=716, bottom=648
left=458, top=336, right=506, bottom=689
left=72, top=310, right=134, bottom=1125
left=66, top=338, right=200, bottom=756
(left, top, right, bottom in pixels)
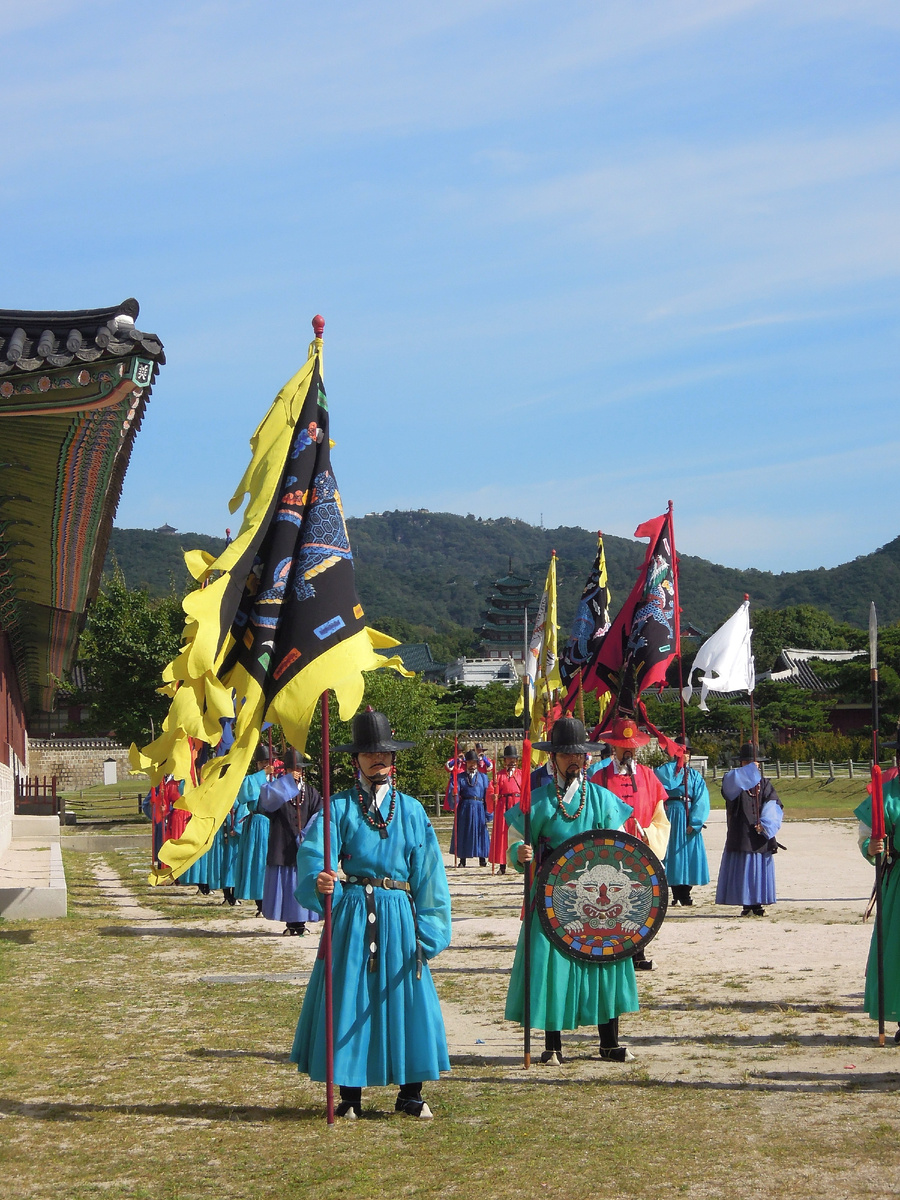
left=4, top=0, right=899, bottom=572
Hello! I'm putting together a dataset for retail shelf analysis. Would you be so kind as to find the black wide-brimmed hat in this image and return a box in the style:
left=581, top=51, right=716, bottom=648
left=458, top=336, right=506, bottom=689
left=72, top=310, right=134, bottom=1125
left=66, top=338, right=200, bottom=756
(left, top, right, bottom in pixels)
left=737, top=743, right=768, bottom=763
left=332, top=709, right=415, bottom=755
left=502, top=744, right=517, bottom=758
left=282, top=747, right=309, bottom=770
left=464, top=749, right=479, bottom=763
left=254, top=745, right=270, bottom=764
left=674, top=735, right=691, bottom=753
left=533, top=717, right=594, bottom=755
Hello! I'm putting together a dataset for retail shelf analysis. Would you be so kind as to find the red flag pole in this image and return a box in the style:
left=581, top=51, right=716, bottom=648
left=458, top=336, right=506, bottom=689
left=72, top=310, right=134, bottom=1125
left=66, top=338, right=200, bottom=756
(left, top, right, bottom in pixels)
left=451, top=715, right=460, bottom=867
left=667, top=501, right=690, bottom=820
left=320, top=690, right=335, bottom=1121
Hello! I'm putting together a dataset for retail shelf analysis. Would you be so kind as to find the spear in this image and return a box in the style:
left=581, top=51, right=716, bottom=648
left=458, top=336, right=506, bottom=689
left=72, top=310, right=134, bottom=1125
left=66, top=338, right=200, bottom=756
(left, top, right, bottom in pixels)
left=521, top=607, right=534, bottom=1069
left=869, top=602, right=886, bottom=1047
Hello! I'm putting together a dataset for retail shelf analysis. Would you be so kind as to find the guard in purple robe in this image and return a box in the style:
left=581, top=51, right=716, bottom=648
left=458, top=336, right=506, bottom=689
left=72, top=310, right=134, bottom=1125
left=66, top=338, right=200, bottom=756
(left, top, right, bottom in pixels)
left=259, top=748, right=322, bottom=935
left=715, top=743, right=784, bottom=916
left=449, top=750, right=490, bottom=866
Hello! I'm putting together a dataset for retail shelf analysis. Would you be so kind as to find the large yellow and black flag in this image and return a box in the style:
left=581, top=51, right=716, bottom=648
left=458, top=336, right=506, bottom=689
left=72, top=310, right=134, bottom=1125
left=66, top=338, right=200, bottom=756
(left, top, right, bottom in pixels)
left=135, top=322, right=405, bottom=883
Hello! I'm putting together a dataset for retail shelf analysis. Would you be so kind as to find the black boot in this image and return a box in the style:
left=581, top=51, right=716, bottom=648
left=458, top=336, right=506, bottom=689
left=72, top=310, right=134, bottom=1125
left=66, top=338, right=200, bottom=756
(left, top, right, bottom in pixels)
left=598, top=1018, right=635, bottom=1062
left=540, top=1030, right=563, bottom=1065
left=498, top=864, right=506, bottom=875
left=337, top=1085, right=362, bottom=1119
left=395, top=1082, right=432, bottom=1118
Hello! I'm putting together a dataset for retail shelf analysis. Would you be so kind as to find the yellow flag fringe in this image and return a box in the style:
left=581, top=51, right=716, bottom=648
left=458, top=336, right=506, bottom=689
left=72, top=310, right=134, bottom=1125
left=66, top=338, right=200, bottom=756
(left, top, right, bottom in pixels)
left=136, top=335, right=406, bottom=885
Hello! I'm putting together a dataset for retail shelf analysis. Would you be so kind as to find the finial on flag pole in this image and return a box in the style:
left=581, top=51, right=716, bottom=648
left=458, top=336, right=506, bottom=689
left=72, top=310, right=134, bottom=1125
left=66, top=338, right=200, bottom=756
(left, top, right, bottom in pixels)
left=312, top=314, right=325, bottom=338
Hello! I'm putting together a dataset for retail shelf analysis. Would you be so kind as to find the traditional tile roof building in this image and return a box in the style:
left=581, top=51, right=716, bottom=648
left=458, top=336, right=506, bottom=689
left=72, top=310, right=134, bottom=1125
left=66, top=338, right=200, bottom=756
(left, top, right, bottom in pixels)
left=0, top=297, right=163, bottom=895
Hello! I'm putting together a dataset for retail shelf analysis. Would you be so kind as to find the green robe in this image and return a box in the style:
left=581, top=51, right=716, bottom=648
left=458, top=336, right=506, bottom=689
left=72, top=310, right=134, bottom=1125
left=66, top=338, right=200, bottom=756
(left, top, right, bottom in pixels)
left=855, top=779, right=900, bottom=1023
left=504, top=780, right=640, bottom=1030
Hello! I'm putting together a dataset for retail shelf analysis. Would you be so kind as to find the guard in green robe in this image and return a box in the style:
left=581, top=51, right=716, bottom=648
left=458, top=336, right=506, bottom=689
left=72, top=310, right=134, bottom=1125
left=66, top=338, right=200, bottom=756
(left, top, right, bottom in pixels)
left=504, top=718, right=639, bottom=1064
left=855, top=774, right=900, bottom=1037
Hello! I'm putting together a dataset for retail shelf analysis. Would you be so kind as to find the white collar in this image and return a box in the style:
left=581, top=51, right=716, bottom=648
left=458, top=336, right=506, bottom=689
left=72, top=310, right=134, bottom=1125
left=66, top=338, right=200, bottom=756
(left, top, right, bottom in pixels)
left=555, top=772, right=584, bottom=804
left=359, top=776, right=392, bottom=811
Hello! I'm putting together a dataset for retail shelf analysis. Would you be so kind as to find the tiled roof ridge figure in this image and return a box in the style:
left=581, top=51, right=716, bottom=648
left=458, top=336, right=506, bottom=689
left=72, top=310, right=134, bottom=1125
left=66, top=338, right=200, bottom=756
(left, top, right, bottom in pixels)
left=0, top=297, right=164, bottom=375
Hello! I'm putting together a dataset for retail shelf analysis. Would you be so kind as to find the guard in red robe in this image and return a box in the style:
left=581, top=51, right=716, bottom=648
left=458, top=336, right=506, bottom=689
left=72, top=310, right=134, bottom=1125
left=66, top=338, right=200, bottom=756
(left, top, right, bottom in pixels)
left=588, top=716, right=669, bottom=971
left=488, top=745, right=520, bottom=875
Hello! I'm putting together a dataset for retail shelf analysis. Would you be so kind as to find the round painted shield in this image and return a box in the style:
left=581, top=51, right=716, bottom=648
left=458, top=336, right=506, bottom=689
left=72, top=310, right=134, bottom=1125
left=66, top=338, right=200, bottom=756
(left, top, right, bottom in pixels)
left=535, top=829, right=668, bottom=963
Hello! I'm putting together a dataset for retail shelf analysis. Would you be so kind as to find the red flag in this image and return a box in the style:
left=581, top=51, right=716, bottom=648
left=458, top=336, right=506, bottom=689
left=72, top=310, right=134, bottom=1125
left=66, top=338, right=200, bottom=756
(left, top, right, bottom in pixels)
left=520, top=737, right=533, bottom=815
left=574, top=509, right=679, bottom=713
left=871, top=764, right=886, bottom=841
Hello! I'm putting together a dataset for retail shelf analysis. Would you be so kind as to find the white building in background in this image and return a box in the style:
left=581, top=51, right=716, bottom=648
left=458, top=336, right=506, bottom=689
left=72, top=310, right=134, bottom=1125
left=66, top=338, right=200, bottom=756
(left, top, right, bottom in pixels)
left=444, top=657, right=520, bottom=688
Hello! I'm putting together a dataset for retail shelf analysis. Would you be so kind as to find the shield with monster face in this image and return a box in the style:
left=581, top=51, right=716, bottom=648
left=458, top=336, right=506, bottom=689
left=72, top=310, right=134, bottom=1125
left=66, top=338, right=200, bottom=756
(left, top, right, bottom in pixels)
left=535, top=829, right=668, bottom=963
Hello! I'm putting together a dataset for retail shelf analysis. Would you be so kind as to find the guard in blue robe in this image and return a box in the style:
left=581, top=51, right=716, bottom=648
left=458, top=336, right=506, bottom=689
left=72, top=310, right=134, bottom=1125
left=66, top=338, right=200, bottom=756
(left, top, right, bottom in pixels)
left=259, top=749, right=322, bottom=934
left=654, top=737, right=710, bottom=905
left=449, top=750, right=491, bottom=866
left=207, top=795, right=249, bottom=905
left=234, top=746, right=272, bottom=914
left=715, top=744, right=783, bottom=915
left=290, top=710, right=451, bottom=1120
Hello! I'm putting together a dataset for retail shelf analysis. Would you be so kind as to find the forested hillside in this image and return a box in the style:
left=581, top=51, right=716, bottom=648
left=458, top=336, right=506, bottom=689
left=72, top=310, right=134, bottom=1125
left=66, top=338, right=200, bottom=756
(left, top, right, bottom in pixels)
left=105, top=514, right=900, bottom=636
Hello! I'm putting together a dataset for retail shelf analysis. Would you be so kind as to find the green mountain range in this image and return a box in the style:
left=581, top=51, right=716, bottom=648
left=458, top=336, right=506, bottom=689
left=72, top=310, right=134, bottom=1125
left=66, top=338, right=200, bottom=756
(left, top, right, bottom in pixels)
left=105, top=512, right=900, bottom=636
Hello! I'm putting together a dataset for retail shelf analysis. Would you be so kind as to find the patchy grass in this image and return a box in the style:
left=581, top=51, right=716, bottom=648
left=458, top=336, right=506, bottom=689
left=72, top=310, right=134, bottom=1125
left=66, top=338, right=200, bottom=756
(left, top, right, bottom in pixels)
left=63, top=780, right=150, bottom=824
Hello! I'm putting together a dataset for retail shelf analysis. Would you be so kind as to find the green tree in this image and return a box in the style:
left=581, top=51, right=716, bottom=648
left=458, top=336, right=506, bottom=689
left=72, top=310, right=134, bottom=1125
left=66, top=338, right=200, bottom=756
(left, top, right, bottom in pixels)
left=304, top=670, right=446, bottom=798
left=71, top=568, right=184, bottom=746
left=750, top=605, right=863, bottom=673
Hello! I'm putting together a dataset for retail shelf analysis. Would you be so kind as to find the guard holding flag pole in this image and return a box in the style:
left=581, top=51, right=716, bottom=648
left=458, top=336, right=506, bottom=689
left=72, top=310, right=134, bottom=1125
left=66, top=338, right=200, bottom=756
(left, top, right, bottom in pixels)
left=854, top=603, right=892, bottom=1046
left=290, top=709, right=452, bottom=1118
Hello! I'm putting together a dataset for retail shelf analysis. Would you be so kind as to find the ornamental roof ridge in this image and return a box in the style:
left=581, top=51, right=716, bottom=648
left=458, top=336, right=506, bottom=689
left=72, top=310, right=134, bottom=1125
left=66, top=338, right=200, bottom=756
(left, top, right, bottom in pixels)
left=0, top=297, right=165, bottom=376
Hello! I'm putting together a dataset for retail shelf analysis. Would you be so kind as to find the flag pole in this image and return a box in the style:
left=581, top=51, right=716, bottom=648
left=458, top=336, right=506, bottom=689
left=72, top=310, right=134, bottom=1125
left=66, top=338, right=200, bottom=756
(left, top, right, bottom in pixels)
left=869, top=602, right=886, bottom=1047
left=745, top=594, right=758, bottom=753
left=451, top=713, right=460, bottom=868
left=668, top=501, right=690, bottom=821
left=321, top=689, right=336, bottom=1121
left=311, top=313, right=335, bottom=1123
left=521, top=605, right=533, bottom=1069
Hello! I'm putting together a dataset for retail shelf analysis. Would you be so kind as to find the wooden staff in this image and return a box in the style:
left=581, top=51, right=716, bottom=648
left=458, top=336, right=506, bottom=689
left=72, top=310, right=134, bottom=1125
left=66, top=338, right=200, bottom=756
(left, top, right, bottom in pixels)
left=321, top=690, right=335, bottom=1121
left=521, top=602, right=534, bottom=1069
left=869, top=602, right=886, bottom=1046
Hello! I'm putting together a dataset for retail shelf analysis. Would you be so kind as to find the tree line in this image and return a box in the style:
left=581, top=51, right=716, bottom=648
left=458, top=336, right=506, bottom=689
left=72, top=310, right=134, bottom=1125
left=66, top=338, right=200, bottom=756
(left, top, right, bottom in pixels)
left=67, top=571, right=900, bottom=796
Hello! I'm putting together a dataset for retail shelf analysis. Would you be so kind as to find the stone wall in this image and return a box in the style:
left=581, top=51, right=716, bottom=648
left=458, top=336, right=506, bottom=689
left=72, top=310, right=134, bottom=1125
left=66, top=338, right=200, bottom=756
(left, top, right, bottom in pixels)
left=0, top=762, right=12, bottom=857
left=26, top=740, right=137, bottom=791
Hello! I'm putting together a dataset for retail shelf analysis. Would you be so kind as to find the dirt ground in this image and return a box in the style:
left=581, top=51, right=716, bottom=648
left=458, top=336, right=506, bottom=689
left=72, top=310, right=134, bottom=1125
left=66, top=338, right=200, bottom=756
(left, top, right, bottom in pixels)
left=97, top=812, right=891, bottom=1087
left=436, top=813, right=894, bottom=1089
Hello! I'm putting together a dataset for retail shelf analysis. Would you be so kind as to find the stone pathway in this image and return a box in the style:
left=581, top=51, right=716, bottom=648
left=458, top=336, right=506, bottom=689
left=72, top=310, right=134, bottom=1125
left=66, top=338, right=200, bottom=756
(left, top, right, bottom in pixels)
left=90, top=857, right=165, bottom=921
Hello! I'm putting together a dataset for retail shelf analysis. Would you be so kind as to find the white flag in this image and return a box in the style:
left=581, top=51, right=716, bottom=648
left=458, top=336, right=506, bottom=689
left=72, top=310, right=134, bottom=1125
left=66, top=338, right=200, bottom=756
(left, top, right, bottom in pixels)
left=684, top=598, right=755, bottom=711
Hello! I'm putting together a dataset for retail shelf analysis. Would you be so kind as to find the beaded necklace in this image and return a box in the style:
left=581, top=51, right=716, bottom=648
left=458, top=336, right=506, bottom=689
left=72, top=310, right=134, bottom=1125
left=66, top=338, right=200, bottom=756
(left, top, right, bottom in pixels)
left=356, top=777, right=397, bottom=838
left=553, top=772, right=587, bottom=822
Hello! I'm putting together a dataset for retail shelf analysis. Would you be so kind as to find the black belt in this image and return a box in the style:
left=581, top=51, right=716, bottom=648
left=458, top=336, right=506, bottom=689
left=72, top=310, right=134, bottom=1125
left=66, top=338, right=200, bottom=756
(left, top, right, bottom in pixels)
left=343, top=875, right=422, bottom=980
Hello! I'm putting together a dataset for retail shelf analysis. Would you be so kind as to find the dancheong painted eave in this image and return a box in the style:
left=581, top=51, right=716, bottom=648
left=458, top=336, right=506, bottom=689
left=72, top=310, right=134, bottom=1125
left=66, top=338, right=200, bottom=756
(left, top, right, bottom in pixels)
left=0, top=298, right=165, bottom=714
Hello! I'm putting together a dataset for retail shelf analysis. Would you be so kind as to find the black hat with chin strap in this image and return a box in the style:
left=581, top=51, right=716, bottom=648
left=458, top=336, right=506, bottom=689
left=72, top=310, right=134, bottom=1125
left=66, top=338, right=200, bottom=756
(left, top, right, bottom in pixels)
left=331, top=708, right=415, bottom=754
left=533, top=717, right=594, bottom=755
